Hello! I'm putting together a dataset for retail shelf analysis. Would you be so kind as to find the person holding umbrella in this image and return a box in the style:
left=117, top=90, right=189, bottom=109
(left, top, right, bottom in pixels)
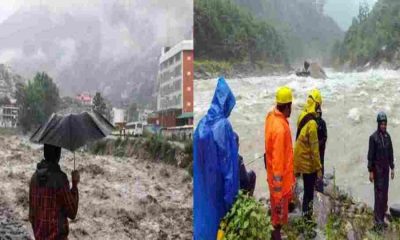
left=29, top=144, right=80, bottom=240
left=29, top=111, right=114, bottom=239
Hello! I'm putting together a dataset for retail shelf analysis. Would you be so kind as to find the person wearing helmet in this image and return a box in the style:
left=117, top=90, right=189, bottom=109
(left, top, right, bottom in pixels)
left=315, top=105, right=327, bottom=193
left=294, top=89, right=322, bottom=222
left=265, top=86, right=295, bottom=240
left=368, top=112, right=395, bottom=230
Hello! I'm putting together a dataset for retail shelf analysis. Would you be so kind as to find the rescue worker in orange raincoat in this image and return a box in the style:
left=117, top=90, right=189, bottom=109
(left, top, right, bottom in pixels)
left=265, top=86, right=295, bottom=240
left=294, top=89, right=322, bottom=221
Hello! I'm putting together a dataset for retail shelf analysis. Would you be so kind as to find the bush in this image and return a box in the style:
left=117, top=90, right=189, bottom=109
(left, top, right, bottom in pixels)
left=114, top=137, right=122, bottom=147
left=184, top=141, right=193, bottom=155
left=220, top=191, right=273, bottom=240
left=90, top=140, right=108, bottom=155
left=325, top=214, right=347, bottom=239
left=113, top=147, right=126, bottom=157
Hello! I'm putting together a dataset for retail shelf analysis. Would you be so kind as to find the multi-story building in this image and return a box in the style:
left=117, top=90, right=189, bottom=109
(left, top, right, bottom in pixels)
left=0, top=105, right=18, bottom=128
left=156, top=40, right=193, bottom=127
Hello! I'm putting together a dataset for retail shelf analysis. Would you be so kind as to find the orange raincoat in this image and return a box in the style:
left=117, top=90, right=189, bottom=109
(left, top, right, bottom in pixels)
left=265, top=108, right=295, bottom=226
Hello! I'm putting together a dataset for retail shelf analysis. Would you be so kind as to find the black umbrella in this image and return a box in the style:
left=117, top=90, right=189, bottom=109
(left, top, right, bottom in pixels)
left=30, top=111, right=115, bottom=169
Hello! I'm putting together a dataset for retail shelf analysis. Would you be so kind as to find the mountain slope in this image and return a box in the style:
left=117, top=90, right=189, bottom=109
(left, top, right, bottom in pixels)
left=234, top=0, right=344, bottom=63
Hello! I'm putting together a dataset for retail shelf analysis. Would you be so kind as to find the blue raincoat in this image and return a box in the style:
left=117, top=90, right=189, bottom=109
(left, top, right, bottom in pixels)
left=193, top=77, right=239, bottom=240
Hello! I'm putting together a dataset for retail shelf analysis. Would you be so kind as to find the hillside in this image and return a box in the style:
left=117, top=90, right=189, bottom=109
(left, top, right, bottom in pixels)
left=194, top=0, right=290, bottom=77
left=234, top=0, right=344, bottom=64
left=330, top=0, right=400, bottom=69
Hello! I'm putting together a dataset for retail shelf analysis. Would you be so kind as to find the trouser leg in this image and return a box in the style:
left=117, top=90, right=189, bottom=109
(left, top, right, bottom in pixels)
left=302, top=172, right=317, bottom=219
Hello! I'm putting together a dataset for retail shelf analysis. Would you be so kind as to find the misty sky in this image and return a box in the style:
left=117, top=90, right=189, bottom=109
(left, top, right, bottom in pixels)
left=0, top=0, right=192, bottom=101
left=325, top=0, right=378, bottom=30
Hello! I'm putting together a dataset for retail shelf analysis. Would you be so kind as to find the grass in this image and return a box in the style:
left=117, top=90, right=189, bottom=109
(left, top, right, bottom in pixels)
left=0, top=127, right=19, bottom=135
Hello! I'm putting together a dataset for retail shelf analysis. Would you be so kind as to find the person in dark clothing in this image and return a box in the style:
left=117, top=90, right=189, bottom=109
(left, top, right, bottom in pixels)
left=368, top=112, right=395, bottom=230
left=315, top=106, right=327, bottom=193
left=29, top=144, right=80, bottom=240
left=234, top=132, right=256, bottom=196
left=303, top=61, right=310, bottom=72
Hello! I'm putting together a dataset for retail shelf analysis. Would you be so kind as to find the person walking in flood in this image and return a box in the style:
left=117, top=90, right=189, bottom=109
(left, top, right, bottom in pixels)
left=315, top=105, right=327, bottom=193
left=193, top=77, right=239, bottom=240
left=265, top=86, right=295, bottom=240
left=29, top=144, right=80, bottom=240
left=294, top=89, right=322, bottom=221
left=368, top=111, right=395, bottom=230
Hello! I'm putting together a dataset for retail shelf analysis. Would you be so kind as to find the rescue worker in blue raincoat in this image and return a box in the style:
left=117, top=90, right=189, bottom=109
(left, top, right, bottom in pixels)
left=193, top=77, right=239, bottom=240
left=368, top=112, right=395, bottom=230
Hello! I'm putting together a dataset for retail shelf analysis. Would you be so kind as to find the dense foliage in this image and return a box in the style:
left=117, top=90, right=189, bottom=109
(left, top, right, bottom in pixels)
left=331, top=0, right=400, bottom=67
left=92, top=92, right=109, bottom=119
left=234, top=0, right=343, bottom=63
left=16, top=72, right=60, bottom=132
left=194, top=0, right=289, bottom=66
left=219, top=191, right=273, bottom=240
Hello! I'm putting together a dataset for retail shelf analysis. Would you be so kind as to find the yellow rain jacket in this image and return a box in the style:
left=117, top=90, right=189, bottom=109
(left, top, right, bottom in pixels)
left=294, top=95, right=322, bottom=174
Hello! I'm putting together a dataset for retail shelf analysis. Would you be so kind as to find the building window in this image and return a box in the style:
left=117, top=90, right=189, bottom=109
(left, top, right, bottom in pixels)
left=174, top=65, right=181, bottom=78
left=175, top=53, right=181, bottom=62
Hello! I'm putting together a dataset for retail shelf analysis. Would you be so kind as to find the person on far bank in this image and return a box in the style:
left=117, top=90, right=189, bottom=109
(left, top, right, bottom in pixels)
left=265, top=86, right=295, bottom=240
left=294, top=89, right=322, bottom=221
left=29, top=144, right=80, bottom=240
left=315, top=105, right=327, bottom=193
left=368, top=112, right=395, bottom=230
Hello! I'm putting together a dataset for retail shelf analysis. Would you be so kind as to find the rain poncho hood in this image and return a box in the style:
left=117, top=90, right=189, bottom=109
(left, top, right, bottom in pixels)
left=294, top=95, right=321, bottom=174
left=193, top=77, right=239, bottom=240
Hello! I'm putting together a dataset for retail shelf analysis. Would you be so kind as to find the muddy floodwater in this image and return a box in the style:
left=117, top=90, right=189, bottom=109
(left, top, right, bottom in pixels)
left=0, top=135, right=193, bottom=240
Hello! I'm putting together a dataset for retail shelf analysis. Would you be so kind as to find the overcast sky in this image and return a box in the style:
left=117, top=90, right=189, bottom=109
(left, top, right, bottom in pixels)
left=0, top=0, right=193, bottom=61
left=325, top=0, right=378, bottom=30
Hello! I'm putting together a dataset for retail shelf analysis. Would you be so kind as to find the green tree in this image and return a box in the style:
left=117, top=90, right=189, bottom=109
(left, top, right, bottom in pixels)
left=17, top=72, right=60, bottom=132
left=331, top=0, right=400, bottom=67
left=194, top=0, right=288, bottom=65
left=92, top=92, right=107, bottom=117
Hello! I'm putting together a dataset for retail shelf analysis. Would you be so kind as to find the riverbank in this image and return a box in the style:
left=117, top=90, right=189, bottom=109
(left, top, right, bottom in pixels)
left=194, top=60, right=290, bottom=80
